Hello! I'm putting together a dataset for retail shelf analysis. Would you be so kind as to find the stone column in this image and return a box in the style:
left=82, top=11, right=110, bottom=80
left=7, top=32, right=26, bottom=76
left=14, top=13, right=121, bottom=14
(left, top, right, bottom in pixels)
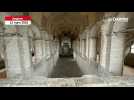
left=5, top=34, right=24, bottom=78
left=0, top=31, right=5, bottom=62
left=4, top=26, right=34, bottom=78
left=81, top=39, right=85, bottom=57
left=100, top=13, right=127, bottom=75
left=78, top=39, right=80, bottom=54
left=34, top=39, right=43, bottom=63
left=41, top=31, right=46, bottom=58
left=100, top=19, right=114, bottom=73
left=109, top=34, right=125, bottom=75
left=100, top=33, right=111, bottom=72
left=108, top=13, right=128, bottom=75
left=45, top=41, right=50, bottom=57
left=19, top=36, right=33, bottom=78
left=53, top=40, right=58, bottom=66
left=56, top=40, right=59, bottom=59
left=86, top=32, right=89, bottom=58
left=73, top=41, right=76, bottom=60
left=88, top=36, right=97, bottom=62
left=42, top=40, right=46, bottom=57
left=49, top=40, right=54, bottom=67
left=17, top=26, right=33, bottom=78
left=44, top=33, right=51, bottom=58
left=80, top=38, right=82, bottom=56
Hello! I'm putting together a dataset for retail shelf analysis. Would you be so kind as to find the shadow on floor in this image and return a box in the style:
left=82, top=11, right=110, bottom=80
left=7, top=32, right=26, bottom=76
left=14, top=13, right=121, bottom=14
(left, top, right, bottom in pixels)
left=48, top=56, right=83, bottom=78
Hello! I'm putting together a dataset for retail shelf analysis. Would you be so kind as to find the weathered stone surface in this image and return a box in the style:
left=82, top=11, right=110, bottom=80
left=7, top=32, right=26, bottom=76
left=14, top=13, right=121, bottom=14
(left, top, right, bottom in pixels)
left=0, top=75, right=134, bottom=87
left=47, top=78, right=76, bottom=87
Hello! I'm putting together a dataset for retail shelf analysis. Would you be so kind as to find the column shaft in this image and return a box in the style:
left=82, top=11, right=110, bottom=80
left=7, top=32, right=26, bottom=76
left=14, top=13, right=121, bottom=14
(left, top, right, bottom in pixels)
left=5, top=36, right=23, bottom=78
left=88, top=37, right=97, bottom=61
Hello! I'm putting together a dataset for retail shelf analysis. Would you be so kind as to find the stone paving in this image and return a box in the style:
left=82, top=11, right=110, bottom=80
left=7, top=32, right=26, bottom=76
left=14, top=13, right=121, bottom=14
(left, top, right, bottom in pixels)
left=48, top=57, right=83, bottom=78
left=0, top=75, right=134, bottom=87
left=1, top=57, right=134, bottom=87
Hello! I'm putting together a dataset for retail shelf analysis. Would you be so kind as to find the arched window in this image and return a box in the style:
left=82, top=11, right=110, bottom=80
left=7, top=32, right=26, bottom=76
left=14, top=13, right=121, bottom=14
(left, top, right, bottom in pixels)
left=131, top=44, right=134, bottom=53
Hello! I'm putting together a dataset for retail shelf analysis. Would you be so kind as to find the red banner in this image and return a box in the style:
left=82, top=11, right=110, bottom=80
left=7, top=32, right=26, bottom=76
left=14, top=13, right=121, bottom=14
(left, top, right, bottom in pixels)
left=5, top=16, right=32, bottom=21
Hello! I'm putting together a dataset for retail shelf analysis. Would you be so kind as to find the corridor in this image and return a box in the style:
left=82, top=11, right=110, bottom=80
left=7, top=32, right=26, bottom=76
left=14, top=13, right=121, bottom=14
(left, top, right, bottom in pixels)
left=1, top=12, right=134, bottom=87
left=49, top=57, right=83, bottom=78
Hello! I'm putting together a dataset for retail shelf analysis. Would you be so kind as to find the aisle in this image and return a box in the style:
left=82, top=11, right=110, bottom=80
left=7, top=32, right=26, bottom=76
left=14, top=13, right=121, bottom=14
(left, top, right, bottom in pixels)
left=49, top=57, right=83, bottom=78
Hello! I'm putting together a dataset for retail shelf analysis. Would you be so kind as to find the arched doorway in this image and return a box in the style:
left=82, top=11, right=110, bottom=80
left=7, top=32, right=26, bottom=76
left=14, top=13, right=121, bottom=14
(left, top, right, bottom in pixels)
left=59, top=34, right=73, bottom=57
left=123, top=41, right=134, bottom=76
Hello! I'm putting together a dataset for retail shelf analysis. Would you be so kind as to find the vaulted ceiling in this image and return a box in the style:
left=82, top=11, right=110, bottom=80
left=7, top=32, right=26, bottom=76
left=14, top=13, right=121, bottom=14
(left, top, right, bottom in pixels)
left=29, top=12, right=104, bottom=40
